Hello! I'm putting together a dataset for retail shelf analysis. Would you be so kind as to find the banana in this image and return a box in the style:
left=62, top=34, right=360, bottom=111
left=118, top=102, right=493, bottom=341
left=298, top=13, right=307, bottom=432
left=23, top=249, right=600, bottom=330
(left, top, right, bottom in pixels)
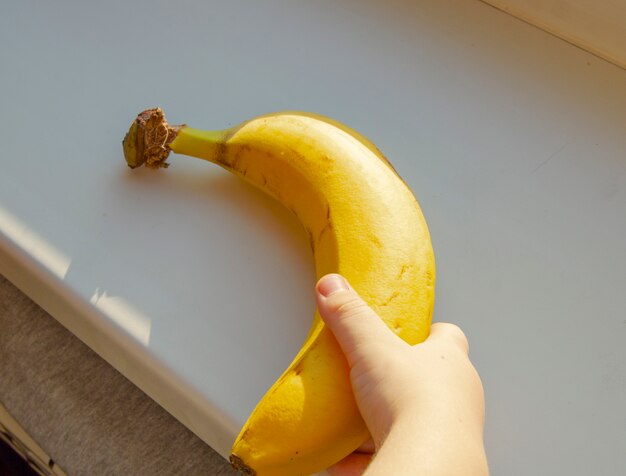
left=122, top=108, right=435, bottom=475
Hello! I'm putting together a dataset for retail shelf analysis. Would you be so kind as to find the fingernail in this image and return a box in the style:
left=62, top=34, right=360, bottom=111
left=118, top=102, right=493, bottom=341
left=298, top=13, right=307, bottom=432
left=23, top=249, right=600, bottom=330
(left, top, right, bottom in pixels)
left=317, top=274, right=349, bottom=297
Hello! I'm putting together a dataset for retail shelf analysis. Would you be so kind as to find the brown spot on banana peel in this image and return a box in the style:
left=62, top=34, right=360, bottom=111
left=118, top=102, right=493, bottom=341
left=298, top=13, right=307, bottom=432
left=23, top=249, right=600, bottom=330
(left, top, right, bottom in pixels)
left=307, top=217, right=334, bottom=253
left=316, top=221, right=333, bottom=247
left=306, top=206, right=333, bottom=252
left=369, top=234, right=383, bottom=249
left=380, top=291, right=400, bottom=307
left=306, top=227, right=315, bottom=252
left=285, top=205, right=299, bottom=220
left=318, top=153, right=334, bottom=165
left=230, top=144, right=251, bottom=170
left=293, top=361, right=304, bottom=376
left=215, top=152, right=231, bottom=169
left=222, top=143, right=257, bottom=173
left=424, top=268, right=434, bottom=288
left=281, top=145, right=310, bottom=168
left=398, top=264, right=410, bottom=279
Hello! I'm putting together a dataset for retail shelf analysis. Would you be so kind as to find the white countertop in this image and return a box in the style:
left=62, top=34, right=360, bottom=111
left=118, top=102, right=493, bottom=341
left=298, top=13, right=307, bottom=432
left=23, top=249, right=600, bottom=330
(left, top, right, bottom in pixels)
left=1, top=1, right=625, bottom=473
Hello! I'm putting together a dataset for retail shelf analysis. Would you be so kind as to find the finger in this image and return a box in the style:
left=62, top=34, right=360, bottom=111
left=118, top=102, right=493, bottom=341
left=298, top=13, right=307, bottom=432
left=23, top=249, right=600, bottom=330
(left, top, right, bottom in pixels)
left=427, top=322, right=470, bottom=354
left=355, top=438, right=375, bottom=454
left=316, top=274, right=398, bottom=368
left=327, top=452, right=372, bottom=476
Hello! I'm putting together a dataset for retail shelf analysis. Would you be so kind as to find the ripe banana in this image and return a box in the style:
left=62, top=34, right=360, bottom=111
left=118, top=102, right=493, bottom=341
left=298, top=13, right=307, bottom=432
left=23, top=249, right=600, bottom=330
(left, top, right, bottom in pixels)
left=123, top=108, right=435, bottom=475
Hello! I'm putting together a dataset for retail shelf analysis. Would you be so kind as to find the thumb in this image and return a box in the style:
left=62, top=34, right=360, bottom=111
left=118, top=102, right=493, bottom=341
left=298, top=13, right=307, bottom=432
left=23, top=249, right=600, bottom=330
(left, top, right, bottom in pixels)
left=316, top=274, right=399, bottom=368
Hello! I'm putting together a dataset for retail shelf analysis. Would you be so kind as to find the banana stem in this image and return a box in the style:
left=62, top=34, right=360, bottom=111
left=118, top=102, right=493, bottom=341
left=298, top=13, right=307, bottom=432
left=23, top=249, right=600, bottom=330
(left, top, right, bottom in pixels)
left=122, top=108, right=184, bottom=169
left=168, top=126, right=228, bottom=163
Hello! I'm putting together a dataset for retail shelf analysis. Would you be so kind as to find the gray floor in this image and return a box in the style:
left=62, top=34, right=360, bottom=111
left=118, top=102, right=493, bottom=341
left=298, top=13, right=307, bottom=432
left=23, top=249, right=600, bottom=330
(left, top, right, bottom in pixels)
left=0, top=274, right=234, bottom=475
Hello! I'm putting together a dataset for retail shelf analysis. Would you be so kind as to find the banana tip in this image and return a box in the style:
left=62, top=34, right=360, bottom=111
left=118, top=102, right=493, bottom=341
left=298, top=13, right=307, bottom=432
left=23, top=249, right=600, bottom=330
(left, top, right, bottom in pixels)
left=122, top=107, right=181, bottom=169
left=229, top=454, right=256, bottom=475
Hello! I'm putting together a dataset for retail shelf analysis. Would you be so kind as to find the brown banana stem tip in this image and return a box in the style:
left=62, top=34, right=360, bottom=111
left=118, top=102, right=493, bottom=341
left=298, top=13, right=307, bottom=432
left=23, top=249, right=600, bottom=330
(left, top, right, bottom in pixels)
left=229, top=455, right=256, bottom=475
left=122, top=107, right=184, bottom=169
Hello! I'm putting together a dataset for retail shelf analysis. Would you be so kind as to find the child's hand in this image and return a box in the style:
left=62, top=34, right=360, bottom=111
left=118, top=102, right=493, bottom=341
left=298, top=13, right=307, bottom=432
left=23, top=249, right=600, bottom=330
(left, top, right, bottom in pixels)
left=316, top=274, right=488, bottom=476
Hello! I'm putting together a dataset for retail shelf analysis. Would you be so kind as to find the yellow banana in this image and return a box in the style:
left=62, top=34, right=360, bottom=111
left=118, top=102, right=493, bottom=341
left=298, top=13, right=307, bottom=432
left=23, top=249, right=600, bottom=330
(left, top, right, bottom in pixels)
left=122, top=108, right=435, bottom=476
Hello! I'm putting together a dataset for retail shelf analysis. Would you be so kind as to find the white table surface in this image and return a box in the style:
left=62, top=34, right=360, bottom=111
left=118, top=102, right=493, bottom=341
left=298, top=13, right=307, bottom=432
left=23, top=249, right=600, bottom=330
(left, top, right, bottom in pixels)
left=1, top=1, right=625, bottom=474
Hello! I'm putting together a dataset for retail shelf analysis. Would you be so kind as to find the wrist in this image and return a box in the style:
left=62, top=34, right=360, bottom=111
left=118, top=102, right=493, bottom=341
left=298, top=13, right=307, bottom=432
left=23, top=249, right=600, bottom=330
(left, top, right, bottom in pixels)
left=365, top=409, right=487, bottom=476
